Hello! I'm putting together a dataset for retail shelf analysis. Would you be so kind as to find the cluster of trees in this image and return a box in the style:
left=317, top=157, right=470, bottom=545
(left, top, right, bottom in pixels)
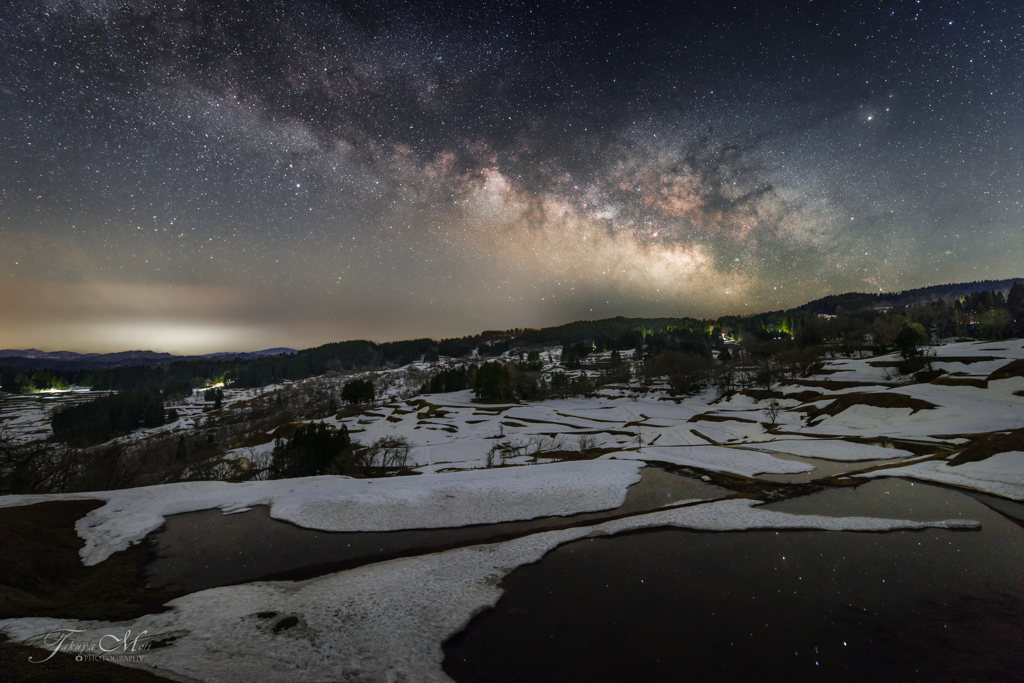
left=521, top=350, right=544, bottom=371
left=474, top=362, right=515, bottom=400
left=0, top=369, right=70, bottom=394
left=1, top=425, right=168, bottom=494
left=341, top=379, right=375, bottom=405
left=435, top=329, right=522, bottom=358
left=422, top=367, right=473, bottom=394
left=478, top=340, right=512, bottom=357
left=163, top=380, right=193, bottom=402
left=560, top=342, right=593, bottom=369
left=644, top=326, right=716, bottom=357
left=414, top=320, right=719, bottom=403
left=854, top=286, right=1022, bottom=351
left=81, top=364, right=180, bottom=392
left=268, top=423, right=352, bottom=479
left=719, top=282, right=1023, bottom=345
left=203, top=387, right=224, bottom=409
left=51, top=387, right=167, bottom=446
left=548, top=371, right=597, bottom=398
left=267, top=424, right=411, bottom=479
left=593, top=328, right=646, bottom=353
left=419, top=348, right=625, bottom=402
left=648, top=351, right=714, bottom=394
left=798, top=278, right=1023, bottom=314
left=515, top=316, right=692, bottom=347
left=437, top=336, right=478, bottom=358
left=645, top=293, right=1016, bottom=397
left=949, top=283, right=1023, bottom=339
left=471, top=361, right=547, bottom=401
left=0, top=363, right=204, bottom=395
left=472, top=360, right=602, bottom=401
left=227, top=341, right=388, bottom=387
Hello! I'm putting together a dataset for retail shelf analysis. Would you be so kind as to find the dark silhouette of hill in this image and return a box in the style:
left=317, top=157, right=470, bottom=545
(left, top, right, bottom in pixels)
left=794, top=278, right=1023, bottom=315
left=0, top=348, right=297, bottom=372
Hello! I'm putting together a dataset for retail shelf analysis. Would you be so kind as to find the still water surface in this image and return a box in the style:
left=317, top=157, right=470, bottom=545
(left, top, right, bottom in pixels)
left=442, top=479, right=1024, bottom=682
left=147, top=467, right=729, bottom=592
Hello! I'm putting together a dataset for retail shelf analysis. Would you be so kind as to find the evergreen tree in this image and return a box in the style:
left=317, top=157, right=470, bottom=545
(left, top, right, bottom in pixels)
left=341, top=379, right=374, bottom=404
left=203, top=387, right=224, bottom=409
left=144, top=395, right=165, bottom=427
left=175, top=436, right=188, bottom=464
left=268, top=423, right=351, bottom=479
left=475, top=362, right=511, bottom=400
left=52, top=387, right=165, bottom=445
left=423, top=367, right=471, bottom=394
left=1008, top=283, right=1024, bottom=334
left=895, top=323, right=928, bottom=360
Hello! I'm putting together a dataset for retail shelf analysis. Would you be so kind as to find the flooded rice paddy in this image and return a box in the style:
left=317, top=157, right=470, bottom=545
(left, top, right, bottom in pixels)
left=147, top=467, right=731, bottom=593
left=441, top=479, right=1024, bottom=682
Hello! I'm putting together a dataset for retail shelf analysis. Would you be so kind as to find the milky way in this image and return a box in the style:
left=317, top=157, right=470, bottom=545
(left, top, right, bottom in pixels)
left=1, top=0, right=1021, bottom=353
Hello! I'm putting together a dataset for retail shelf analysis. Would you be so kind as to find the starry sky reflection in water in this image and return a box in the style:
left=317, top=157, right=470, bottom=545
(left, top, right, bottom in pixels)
left=1, top=0, right=1021, bottom=353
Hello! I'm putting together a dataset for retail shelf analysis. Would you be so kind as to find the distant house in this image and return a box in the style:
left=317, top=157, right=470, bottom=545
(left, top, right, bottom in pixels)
left=817, top=313, right=837, bottom=321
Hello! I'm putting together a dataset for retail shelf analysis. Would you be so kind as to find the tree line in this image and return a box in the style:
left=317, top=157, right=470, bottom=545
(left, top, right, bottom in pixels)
left=51, top=387, right=169, bottom=446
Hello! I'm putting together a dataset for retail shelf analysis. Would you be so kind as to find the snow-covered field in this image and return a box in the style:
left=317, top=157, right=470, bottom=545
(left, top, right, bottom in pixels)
left=1, top=338, right=1023, bottom=681
left=295, top=340, right=1024, bottom=495
left=0, top=388, right=110, bottom=444
left=858, top=451, right=1024, bottom=500
left=758, top=439, right=914, bottom=461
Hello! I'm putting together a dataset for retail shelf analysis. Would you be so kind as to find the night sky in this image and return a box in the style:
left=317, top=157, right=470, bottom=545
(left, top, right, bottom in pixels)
left=1, top=0, right=1021, bottom=354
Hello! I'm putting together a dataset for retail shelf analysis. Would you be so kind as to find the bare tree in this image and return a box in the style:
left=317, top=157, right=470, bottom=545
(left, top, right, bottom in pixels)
left=359, top=436, right=411, bottom=475
left=754, top=357, right=782, bottom=390
left=576, top=434, right=600, bottom=454
left=984, top=308, right=1011, bottom=340
left=764, top=398, right=782, bottom=427
left=487, top=438, right=529, bottom=466
left=530, top=434, right=566, bottom=455
left=0, top=425, right=88, bottom=494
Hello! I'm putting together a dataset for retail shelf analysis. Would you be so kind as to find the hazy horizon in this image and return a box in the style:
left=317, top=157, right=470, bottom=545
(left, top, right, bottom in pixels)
left=1, top=276, right=1019, bottom=357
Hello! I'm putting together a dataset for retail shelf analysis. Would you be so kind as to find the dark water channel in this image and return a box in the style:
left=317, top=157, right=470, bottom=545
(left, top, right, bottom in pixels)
left=442, top=479, right=1024, bottom=682
left=147, top=467, right=730, bottom=593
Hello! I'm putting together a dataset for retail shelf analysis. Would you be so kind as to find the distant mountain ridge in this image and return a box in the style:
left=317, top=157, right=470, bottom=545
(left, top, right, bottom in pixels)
left=0, top=349, right=178, bottom=361
left=0, top=347, right=297, bottom=371
left=793, top=278, right=1023, bottom=316
left=197, top=348, right=298, bottom=360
